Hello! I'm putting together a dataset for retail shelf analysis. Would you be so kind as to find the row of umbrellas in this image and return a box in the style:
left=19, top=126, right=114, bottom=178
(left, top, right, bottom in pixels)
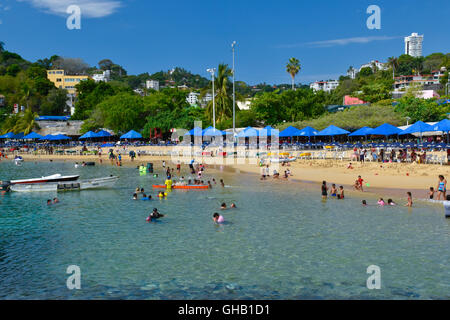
left=0, top=129, right=143, bottom=141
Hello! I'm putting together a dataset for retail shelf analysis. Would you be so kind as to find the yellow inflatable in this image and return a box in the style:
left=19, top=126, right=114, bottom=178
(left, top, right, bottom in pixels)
left=299, top=152, right=311, bottom=157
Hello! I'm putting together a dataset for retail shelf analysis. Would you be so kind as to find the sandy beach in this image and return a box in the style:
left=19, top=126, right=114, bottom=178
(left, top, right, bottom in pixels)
left=5, top=145, right=450, bottom=201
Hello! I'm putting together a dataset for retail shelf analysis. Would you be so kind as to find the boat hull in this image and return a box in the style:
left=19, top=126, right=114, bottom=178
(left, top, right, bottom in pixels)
left=10, top=176, right=118, bottom=192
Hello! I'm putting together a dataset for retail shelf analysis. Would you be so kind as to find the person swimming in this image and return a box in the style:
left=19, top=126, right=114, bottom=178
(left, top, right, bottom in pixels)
left=53, top=198, right=59, bottom=204
left=213, top=212, right=225, bottom=224
left=208, top=181, right=212, bottom=188
left=158, top=191, right=167, bottom=198
left=132, top=193, right=138, bottom=200
left=377, top=198, right=386, bottom=206
left=230, top=203, right=236, bottom=208
left=47, top=199, right=52, bottom=205
left=387, top=199, right=396, bottom=206
left=220, top=179, right=225, bottom=187
left=147, top=208, right=164, bottom=222
left=141, top=194, right=152, bottom=201
left=429, top=187, right=435, bottom=199
left=220, top=202, right=227, bottom=210
left=362, top=200, right=367, bottom=206
left=330, top=184, right=337, bottom=197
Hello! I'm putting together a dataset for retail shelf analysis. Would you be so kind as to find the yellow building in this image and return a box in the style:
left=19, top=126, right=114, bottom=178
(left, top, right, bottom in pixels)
left=46, top=70, right=89, bottom=94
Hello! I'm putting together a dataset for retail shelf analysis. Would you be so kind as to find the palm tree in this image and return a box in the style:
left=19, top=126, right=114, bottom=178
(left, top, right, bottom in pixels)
left=13, top=108, right=40, bottom=134
left=286, top=58, right=301, bottom=90
left=387, top=57, right=399, bottom=79
left=205, top=64, right=233, bottom=124
left=0, top=41, right=5, bottom=53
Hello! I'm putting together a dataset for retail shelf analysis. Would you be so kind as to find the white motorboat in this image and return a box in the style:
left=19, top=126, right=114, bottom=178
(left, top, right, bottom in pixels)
left=10, top=174, right=80, bottom=185
left=9, top=176, right=118, bottom=192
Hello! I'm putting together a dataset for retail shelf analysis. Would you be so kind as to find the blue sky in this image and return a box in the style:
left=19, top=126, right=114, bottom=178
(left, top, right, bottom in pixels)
left=0, top=0, right=449, bottom=85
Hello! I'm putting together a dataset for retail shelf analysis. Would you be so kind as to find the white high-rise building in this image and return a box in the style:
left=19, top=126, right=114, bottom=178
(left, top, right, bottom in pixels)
left=146, top=80, right=160, bottom=91
left=186, top=92, right=200, bottom=105
left=404, top=33, right=423, bottom=57
left=310, top=80, right=339, bottom=92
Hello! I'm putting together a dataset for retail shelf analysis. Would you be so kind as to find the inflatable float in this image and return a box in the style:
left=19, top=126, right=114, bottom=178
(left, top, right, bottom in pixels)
left=152, top=185, right=209, bottom=189
left=270, top=157, right=297, bottom=163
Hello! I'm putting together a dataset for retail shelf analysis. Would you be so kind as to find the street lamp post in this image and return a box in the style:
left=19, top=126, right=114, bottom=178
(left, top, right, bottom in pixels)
left=207, top=68, right=216, bottom=129
left=406, top=116, right=411, bottom=126
left=232, top=41, right=236, bottom=138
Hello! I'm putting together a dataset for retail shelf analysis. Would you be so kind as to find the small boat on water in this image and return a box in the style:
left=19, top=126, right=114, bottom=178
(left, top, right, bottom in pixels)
left=9, top=176, right=119, bottom=192
left=10, top=174, right=80, bottom=185
left=14, top=156, right=24, bottom=165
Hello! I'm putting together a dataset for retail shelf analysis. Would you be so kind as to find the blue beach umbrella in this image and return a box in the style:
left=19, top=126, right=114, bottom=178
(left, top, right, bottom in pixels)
left=12, top=132, right=25, bottom=139
left=317, top=125, right=350, bottom=136
left=120, top=130, right=143, bottom=139
left=237, top=126, right=259, bottom=138
left=349, top=127, right=373, bottom=137
left=96, top=130, right=112, bottom=137
left=184, top=127, right=203, bottom=137
left=279, top=126, right=302, bottom=137
left=370, top=123, right=402, bottom=137
left=79, top=131, right=99, bottom=140
left=0, top=132, right=15, bottom=139
left=259, top=125, right=279, bottom=137
left=23, top=132, right=43, bottom=139
left=202, top=126, right=225, bottom=136
left=399, top=121, right=435, bottom=135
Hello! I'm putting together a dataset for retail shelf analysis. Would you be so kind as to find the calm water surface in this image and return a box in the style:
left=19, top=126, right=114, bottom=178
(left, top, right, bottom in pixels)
left=0, top=160, right=449, bottom=299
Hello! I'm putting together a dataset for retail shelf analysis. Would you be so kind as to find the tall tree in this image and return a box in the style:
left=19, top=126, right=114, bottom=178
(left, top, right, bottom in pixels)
left=205, top=64, right=233, bottom=124
left=387, top=57, right=399, bottom=79
left=286, top=58, right=301, bottom=90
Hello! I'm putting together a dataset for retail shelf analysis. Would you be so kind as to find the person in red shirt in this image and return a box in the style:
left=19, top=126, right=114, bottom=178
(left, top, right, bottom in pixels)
left=357, top=175, right=364, bottom=192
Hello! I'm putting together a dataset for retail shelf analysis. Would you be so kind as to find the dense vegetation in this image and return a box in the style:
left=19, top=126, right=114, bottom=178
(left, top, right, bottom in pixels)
left=0, top=40, right=449, bottom=136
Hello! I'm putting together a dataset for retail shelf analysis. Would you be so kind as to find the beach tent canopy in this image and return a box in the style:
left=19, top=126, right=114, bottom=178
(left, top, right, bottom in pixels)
left=184, top=127, right=203, bottom=136
left=236, top=126, right=259, bottom=138
left=202, top=126, right=225, bottom=136
left=433, top=119, right=450, bottom=132
left=370, top=123, right=402, bottom=136
left=259, top=125, right=279, bottom=136
left=120, top=130, right=142, bottom=139
left=279, top=126, right=303, bottom=137
left=12, top=132, right=25, bottom=139
left=79, top=131, right=99, bottom=140
left=0, top=132, right=15, bottom=139
left=317, top=125, right=350, bottom=136
left=399, top=121, right=435, bottom=135
left=35, top=116, right=70, bottom=121
left=23, top=132, right=43, bottom=139
left=349, top=126, right=373, bottom=137
left=96, top=130, right=112, bottom=137
left=54, top=134, right=71, bottom=140
left=298, top=126, right=319, bottom=137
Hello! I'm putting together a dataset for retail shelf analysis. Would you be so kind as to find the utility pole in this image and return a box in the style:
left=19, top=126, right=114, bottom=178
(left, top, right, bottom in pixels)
left=207, top=68, right=216, bottom=129
left=232, top=41, right=237, bottom=139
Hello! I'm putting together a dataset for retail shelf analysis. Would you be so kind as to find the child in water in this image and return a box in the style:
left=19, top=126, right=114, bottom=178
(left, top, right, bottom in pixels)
left=429, top=187, right=435, bottom=200
left=337, top=186, right=344, bottom=199
left=387, top=199, right=396, bottom=206
left=362, top=200, right=367, bottom=206
left=213, top=213, right=225, bottom=224
left=220, top=203, right=227, bottom=210
left=377, top=198, right=386, bottom=206
left=405, top=192, right=413, bottom=207
left=330, top=184, right=337, bottom=197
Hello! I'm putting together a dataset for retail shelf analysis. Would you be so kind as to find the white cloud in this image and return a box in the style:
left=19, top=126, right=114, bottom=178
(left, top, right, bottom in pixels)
left=17, top=0, right=122, bottom=18
left=277, top=36, right=400, bottom=48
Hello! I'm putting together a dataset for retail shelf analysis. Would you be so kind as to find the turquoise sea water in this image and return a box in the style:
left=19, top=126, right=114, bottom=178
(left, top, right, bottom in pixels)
left=0, top=160, right=449, bottom=299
